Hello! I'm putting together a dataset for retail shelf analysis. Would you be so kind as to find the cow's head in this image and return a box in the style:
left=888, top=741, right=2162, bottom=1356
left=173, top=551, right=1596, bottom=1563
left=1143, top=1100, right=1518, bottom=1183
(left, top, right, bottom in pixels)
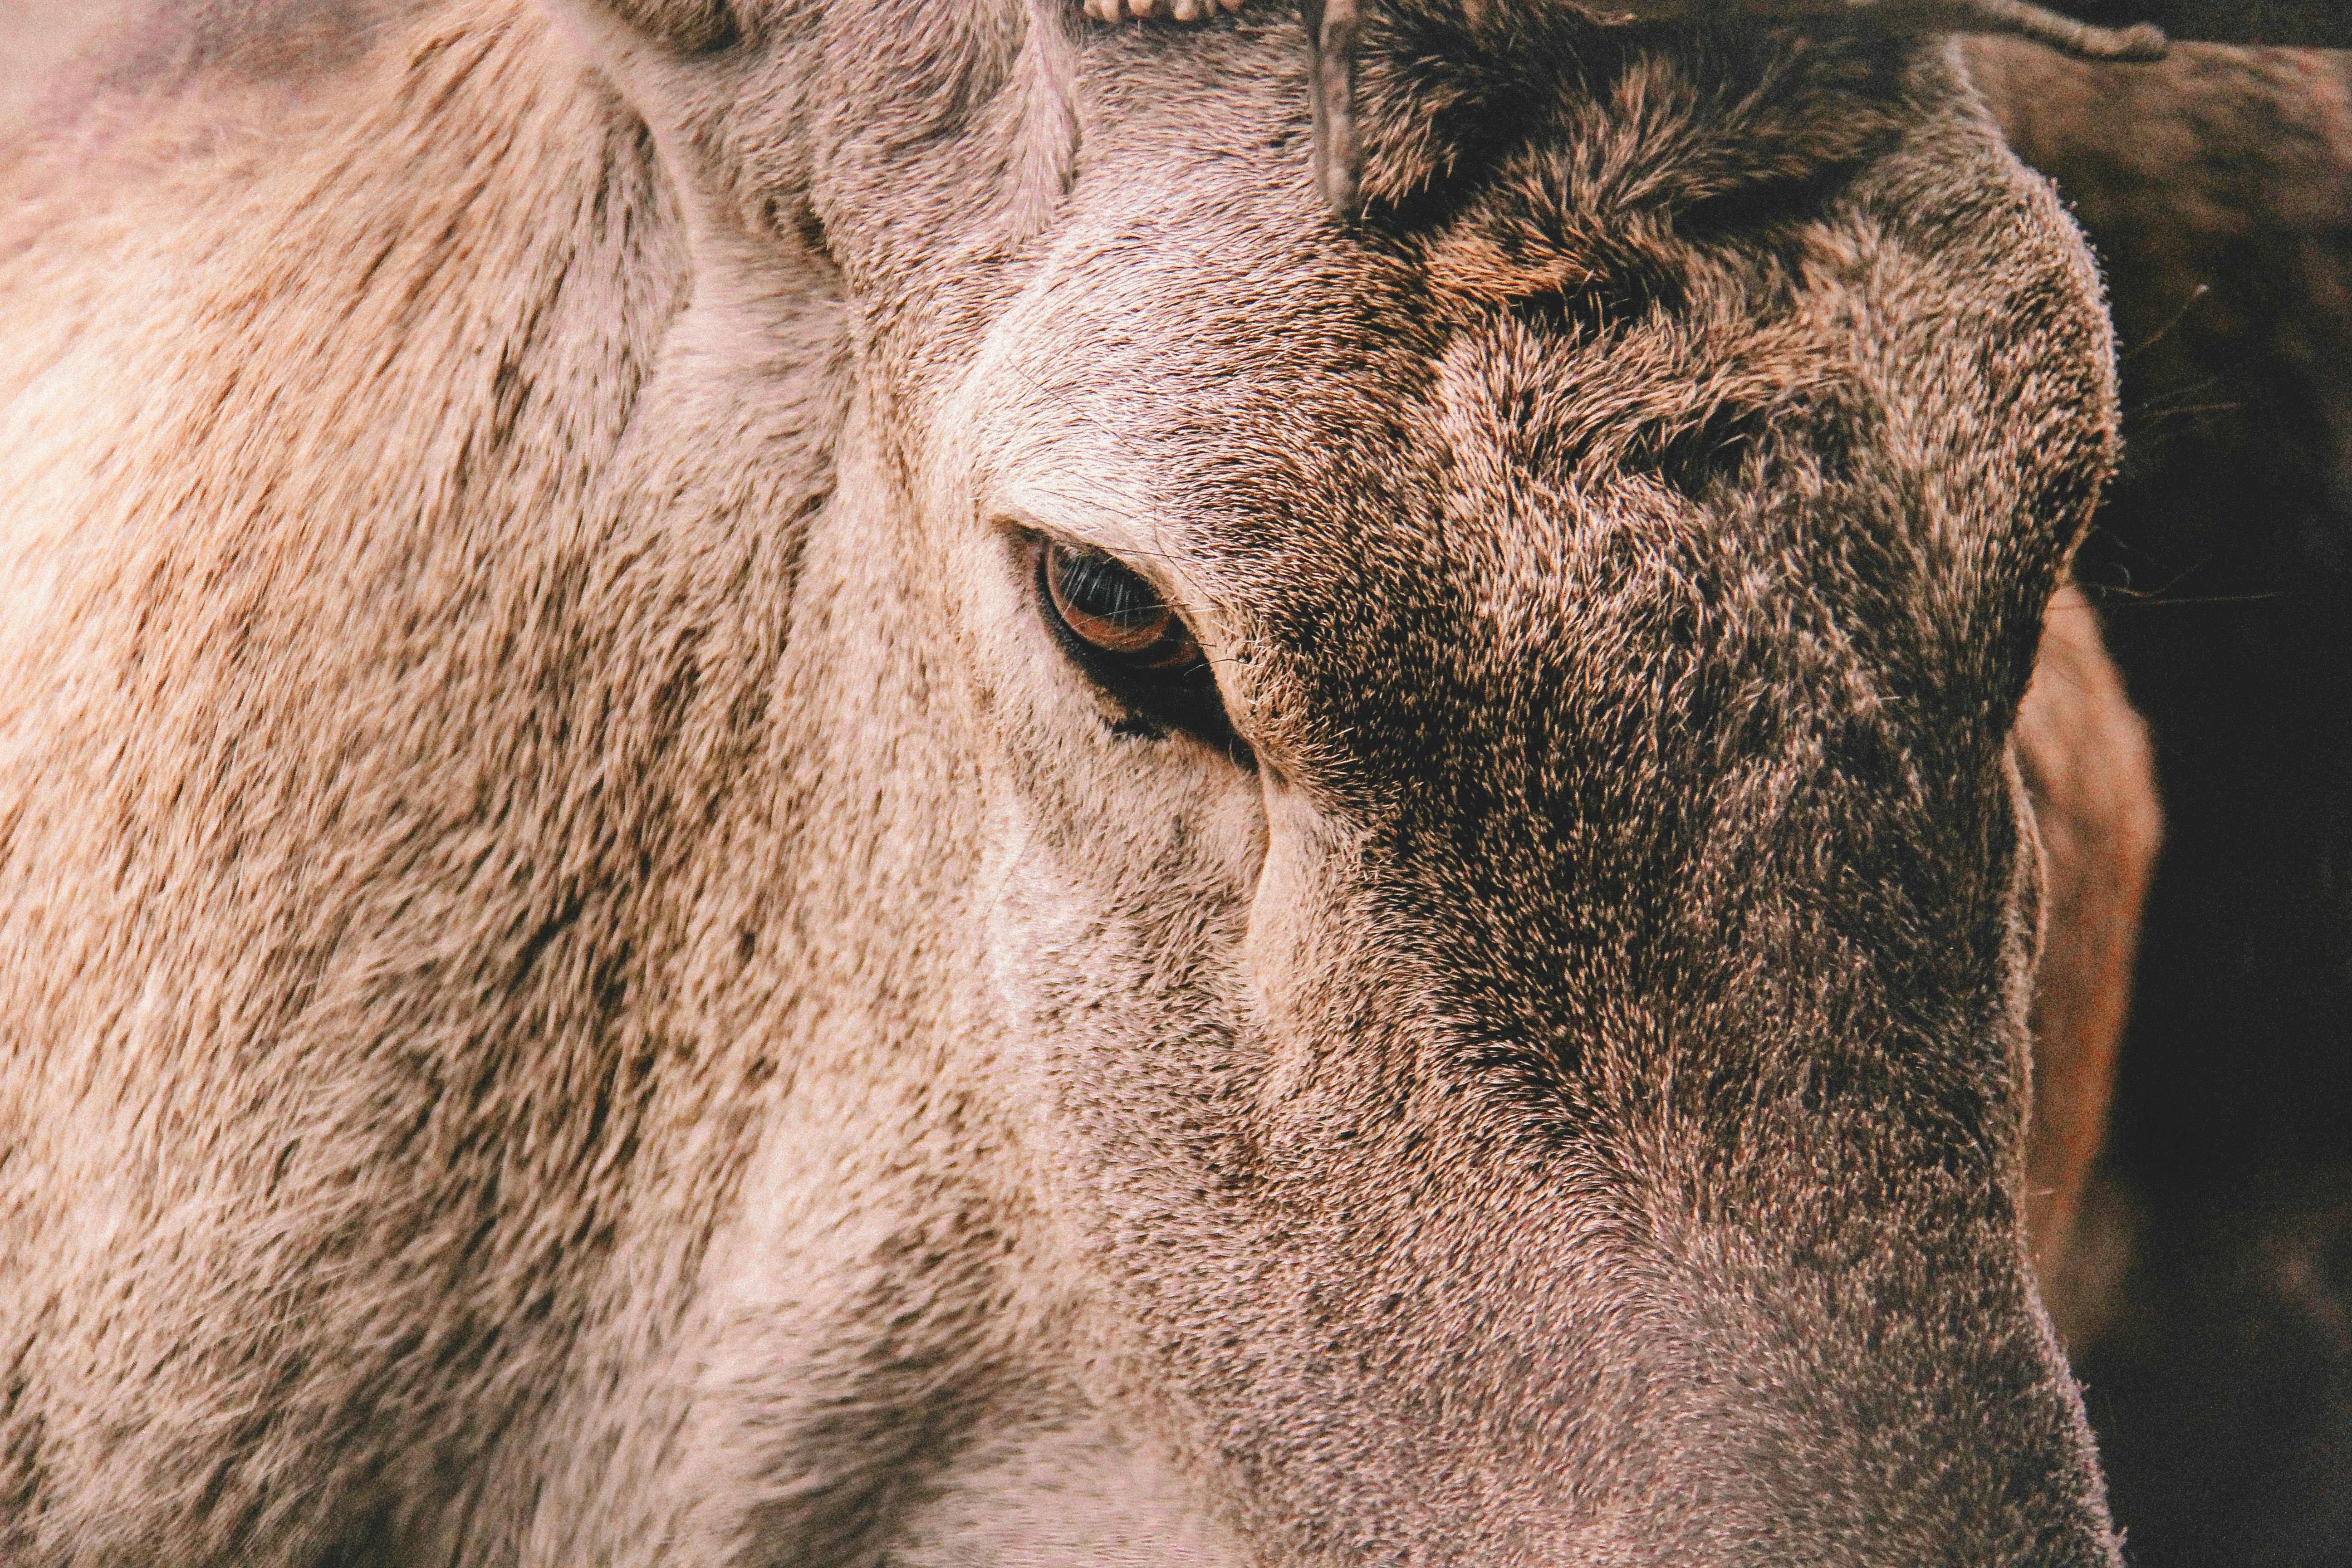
left=572, top=1, right=2120, bottom=1560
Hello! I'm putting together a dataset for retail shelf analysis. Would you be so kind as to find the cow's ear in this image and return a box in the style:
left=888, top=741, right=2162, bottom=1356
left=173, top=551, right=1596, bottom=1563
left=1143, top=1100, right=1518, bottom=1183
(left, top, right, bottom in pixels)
left=548, top=0, right=1078, bottom=265
left=538, top=0, right=823, bottom=251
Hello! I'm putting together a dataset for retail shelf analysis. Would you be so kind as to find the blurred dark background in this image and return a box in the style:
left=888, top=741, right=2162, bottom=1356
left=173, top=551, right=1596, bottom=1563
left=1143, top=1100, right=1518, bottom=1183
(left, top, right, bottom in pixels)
left=2073, top=0, right=2349, bottom=48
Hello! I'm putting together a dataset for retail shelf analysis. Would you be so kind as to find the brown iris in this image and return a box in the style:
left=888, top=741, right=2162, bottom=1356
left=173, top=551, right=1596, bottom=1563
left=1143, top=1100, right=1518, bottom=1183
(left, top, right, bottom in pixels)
left=1040, top=539, right=1203, bottom=672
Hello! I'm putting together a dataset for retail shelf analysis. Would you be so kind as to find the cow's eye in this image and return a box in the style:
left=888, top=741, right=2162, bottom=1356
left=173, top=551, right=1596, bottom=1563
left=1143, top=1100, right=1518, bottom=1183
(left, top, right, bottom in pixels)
left=1035, top=538, right=1246, bottom=760
left=1043, top=541, right=1200, bottom=669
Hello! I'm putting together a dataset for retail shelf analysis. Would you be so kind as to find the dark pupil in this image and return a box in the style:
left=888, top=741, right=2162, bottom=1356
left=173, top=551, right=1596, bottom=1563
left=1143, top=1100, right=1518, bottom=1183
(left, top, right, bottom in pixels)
left=1061, top=553, right=1158, bottom=629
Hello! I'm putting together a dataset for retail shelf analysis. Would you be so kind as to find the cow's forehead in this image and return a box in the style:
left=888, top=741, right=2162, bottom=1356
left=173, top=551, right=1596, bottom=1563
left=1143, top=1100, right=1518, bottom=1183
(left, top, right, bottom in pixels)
left=978, top=233, right=2049, bottom=697
left=947, top=27, right=2113, bottom=796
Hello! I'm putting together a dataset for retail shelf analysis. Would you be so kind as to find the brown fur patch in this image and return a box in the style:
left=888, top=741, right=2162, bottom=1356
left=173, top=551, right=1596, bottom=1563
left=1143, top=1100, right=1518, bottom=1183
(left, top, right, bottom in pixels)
left=1344, top=6, right=1913, bottom=310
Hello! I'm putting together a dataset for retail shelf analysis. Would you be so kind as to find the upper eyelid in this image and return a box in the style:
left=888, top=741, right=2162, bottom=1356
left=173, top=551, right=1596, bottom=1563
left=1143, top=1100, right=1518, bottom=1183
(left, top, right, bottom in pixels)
left=999, top=514, right=1199, bottom=614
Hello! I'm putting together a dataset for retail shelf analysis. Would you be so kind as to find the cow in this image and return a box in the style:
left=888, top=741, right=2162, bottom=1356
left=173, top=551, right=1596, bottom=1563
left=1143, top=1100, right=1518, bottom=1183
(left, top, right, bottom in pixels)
left=0, top=0, right=2170, bottom=1562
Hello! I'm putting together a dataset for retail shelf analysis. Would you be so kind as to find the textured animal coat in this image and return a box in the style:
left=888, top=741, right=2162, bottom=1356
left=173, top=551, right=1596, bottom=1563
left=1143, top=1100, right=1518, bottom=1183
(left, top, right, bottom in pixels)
left=0, top=1, right=2156, bottom=1563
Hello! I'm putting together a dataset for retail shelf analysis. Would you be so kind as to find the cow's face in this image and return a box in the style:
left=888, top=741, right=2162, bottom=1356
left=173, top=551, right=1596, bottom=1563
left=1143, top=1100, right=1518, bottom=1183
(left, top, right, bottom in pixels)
left=581, top=2, right=2122, bottom=1559
left=878, top=15, right=2127, bottom=1564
